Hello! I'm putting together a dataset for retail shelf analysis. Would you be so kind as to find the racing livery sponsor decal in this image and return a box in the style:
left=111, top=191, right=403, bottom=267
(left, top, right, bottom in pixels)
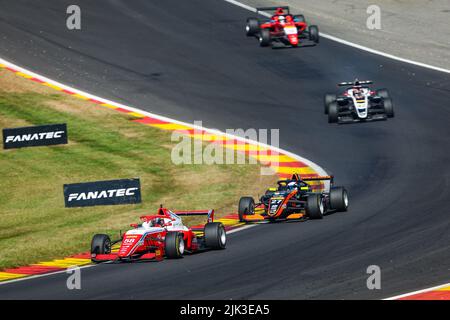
left=63, top=178, right=141, bottom=207
left=2, top=123, right=68, bottom=149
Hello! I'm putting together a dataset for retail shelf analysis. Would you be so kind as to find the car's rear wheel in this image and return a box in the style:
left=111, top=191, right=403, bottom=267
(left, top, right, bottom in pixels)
left=165, top=232, right=184, bottom=259
left=204, top=222, right=227, bottom=250
left=306, top=194, right=324, bottom=219
left=324, top=93, right=337, bottom=114
left=328, top=102, right=339, bottom=123
left=308, top=25, right=319, bottom=43
left=259, top=28, right=271, bottom=47
left=246, top=18, right=260, bottom=36
left=91, top=234, right=111, bottom=258
left=330, top=187, right=349, bottom=212
left=383, top=98, right=394, bottom=118
left=376, top=88, right=390, bottom=99
left=238, top=197, right=255, bottom=222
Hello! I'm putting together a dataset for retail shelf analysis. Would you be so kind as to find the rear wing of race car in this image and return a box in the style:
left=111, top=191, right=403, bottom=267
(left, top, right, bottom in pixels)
left=256, top=6, right=290, bottom=14
left=338, top=80, right=373, bottom=87
left=173, top=209, right=215, bottom=223
left=291, top=173, right=334, bottom=184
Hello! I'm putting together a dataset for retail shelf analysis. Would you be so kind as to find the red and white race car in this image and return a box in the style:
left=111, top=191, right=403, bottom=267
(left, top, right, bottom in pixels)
left=246, top=6, right=319, bottom=47
left=90, top=207, right=226, bottom=262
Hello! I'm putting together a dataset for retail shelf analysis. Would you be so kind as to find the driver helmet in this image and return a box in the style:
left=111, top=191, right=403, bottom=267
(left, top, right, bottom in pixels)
left=151, top=217, right=166, bottom=227
left=287, top=181, right=297, bottom=191
left=353, top=88, right=364, bottom=99
left=278, top=15, right=286, bottom=24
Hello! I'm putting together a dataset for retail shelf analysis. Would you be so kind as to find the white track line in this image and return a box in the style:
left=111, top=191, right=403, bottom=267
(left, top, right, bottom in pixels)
left=224, top=0, right=450, bottom=74
left=383, top=282, right=450, bottom=300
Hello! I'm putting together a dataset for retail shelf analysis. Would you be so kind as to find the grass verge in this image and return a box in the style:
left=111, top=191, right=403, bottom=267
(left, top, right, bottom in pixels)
left=0, top=69, right=277, bottom=269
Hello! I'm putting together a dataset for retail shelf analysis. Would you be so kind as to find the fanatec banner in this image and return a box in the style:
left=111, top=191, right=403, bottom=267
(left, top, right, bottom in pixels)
left=2, top=123, right=68, bottom=149
left=63, top=178, right=142, bottom=207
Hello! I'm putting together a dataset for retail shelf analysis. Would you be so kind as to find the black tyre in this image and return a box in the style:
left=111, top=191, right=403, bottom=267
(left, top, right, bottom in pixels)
left=305, top=194, right=324, bottom=219
left=238, top=197, right=255, bottom=222
left=246, top=18, right=260, bottom=36
left=165, top=231, right=184, bottom=259
left=308, top=25, right=319, bottom=43
left=376, top=88, right=389, bottom=99
left=91, top=234, right=111, bottom=259
left=324, top=93, right=337, bottom=114
left=259, top=28, right=271, bottom=47
left=329, top=187, right=349, bottom=212
left=383, top=98, right=394, bottom=118
left=328, top=102, right=339, bottom=123
left=204, top=222, right=227, bottom=250
left=294, top=14, right=305, bottom=23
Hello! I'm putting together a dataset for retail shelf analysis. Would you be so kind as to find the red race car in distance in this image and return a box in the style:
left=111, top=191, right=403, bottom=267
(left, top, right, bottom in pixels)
left=90, top=207, right=226, bottom=263
left=246, top=6, right=319, bottom=47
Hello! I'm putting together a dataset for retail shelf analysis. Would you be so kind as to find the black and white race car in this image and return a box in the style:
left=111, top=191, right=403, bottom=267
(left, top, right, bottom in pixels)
left=324, top=80, right=394, bottom=124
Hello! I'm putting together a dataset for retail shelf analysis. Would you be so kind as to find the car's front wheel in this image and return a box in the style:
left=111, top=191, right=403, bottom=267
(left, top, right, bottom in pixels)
left=238, top=197, right=255, bottom=222
left=204, top=222, right=227, bottom=250
left=330, top=187, right=349, bottom=212
left=324, top=93, right=337, bottom=114
left=383, top=98, right=394, bottom=118
left=91, top=234, right=111, bottom=261
left=246, top=18, right=260, bottom=36
left=306, top=194, right=324, bottom=219
left=308, top=25, right=319, bottom=43
left=165, top=231, right=184, bottom=259
left=259, top=28, right=271, bottom=47
left=328, top=102, right=339, bottom=123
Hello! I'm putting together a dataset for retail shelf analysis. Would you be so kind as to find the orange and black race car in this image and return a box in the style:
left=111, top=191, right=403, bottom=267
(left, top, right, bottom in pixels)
left=238, top=174, right=348, bottom=222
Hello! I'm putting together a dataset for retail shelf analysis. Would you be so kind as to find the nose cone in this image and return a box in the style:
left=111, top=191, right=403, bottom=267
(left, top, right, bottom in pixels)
left=118, top=234, right=141, bottom=257
left=288, top=35, right=298, bottom=45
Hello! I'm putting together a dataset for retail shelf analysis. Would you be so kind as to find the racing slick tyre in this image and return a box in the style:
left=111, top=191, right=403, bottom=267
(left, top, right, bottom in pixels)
left=383, top=98, right=394, bottom=118
left=324, top=93, right=337, bottom=114
left=204, top=222, right=227, bottom=250
left=376, top=88, right=390, bottom=99
left=165, top=231, right=184, bottom=259
left=328, top=102, right=339, bottom=123
left=306, top=194, right=324, bottom=219
left=259, top=28, right=271, bottom=47
left=238, top=197, right=255, bottom=222
left=91, top=234, right=111, bottom=256
left=308, top=25, right=319, bottom=43
left=329, top=187, right=349, bottom=212
left=246, top=18, right=260, bottom=36
left=293, top=14, right=305, bottom=23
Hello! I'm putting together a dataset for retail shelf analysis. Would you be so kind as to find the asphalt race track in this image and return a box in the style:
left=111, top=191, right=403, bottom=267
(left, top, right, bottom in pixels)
left=0, top=0, right=449, bottom=299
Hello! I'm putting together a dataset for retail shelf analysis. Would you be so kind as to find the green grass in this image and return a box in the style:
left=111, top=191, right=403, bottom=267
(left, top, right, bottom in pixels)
left=0, top=74, right=276, bottom=269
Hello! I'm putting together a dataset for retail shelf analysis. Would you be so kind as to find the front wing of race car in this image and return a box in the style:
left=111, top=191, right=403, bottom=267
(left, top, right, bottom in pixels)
left=337, top=112, right=387, bottom=124
left=239, top=205, right=307, bottom=223
left=91, top=239, right=165, bottom=263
